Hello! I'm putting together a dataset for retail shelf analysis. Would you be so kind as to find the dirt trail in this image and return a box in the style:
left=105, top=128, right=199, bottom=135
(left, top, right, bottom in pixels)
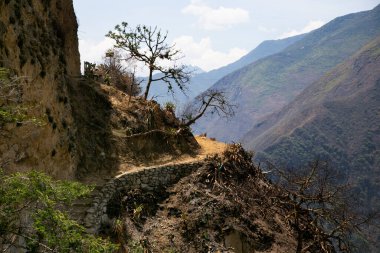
left=81, top=136, right=227, bottom=185
left=117, top=136, right=227, bottom=174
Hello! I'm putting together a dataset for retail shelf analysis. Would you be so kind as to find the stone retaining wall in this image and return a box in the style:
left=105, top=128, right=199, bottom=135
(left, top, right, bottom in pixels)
left=83, top=161, right=204, bottom=233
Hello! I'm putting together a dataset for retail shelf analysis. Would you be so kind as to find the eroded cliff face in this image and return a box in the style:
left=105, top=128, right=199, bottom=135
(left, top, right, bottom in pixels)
left=0, top=0, right=80, bottom=179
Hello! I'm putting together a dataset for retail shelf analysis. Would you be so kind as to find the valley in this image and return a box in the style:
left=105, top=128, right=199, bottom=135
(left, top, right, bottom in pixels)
left=0, top=1, right=379, bottom=252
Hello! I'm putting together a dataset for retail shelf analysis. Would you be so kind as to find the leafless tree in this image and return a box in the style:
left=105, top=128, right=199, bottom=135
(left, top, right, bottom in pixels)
left=269, top=160, right=379, bottom=253
left=107, top=22, right=190, bottom=100
left=180, top=89, right=235, bottom=127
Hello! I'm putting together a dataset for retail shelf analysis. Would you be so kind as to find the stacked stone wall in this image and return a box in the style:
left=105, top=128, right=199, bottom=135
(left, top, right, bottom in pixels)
left=84, top=161, right=204, bottom=233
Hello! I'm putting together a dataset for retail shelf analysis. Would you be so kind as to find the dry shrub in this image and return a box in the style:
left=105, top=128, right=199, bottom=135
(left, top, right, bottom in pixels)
left=201, top=143, right=260, bottom=185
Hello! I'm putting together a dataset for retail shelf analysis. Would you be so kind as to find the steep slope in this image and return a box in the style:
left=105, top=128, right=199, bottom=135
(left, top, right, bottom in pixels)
left=192, top=5, right=380, bottom=142
left=244, top=36, right=380, bottom=208
left=246, top=37, right=380, bottom=251
left=0, top=0, right=81, bottom=178
left=148, top=35, right=304, bottom=107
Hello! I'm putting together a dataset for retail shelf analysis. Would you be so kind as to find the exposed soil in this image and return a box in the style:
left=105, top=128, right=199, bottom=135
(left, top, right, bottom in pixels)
left=116, top=136, right=227, bottom=173
left=81, top=136, right=226, bottom=185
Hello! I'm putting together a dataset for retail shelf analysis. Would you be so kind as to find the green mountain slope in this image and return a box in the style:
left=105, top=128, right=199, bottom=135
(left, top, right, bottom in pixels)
left=192, top=5, right=380, bottom=142
left=244, top=37, right=380, bottom=252
left=147, top=35, right=304, bottom=106
left=244, top=36, right=380, bottom=210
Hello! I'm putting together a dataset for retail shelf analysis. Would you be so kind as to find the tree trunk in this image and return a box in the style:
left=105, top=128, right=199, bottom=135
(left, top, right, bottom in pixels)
left=144, top=67, right=153, bottom=100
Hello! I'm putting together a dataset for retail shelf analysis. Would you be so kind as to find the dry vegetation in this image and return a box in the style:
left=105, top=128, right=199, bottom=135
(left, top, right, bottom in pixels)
left=106, top=144, right=298, bottom=252
left=98, top=143, right=379, bottom=253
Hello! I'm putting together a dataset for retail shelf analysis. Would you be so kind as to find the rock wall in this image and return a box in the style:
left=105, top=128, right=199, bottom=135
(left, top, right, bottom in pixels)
left=83, top=161, right=204, bottom=234
left=0, top=0, right=80, bottom=178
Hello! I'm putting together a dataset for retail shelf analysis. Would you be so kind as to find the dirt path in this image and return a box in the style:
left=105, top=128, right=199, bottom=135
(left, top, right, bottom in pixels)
left=117, top=136, right=227, bottom=174
left=81, top=136, right=227, bottom=185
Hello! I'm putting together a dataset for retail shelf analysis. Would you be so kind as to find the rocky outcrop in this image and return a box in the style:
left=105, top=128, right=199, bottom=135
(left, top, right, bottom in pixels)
left=0, top=0, right=80, bottom=178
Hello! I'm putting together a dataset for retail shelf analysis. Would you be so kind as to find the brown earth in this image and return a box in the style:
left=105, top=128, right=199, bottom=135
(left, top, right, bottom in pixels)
left=0, top=0, right=81, bottom=179
left=118, top=136, right=227, bottom=172
left=82, top=135, right=227, bottom=185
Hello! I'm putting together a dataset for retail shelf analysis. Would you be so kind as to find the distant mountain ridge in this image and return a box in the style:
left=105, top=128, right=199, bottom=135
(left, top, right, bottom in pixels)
left=244, top=38, right=380, bottom=243
left=245, top=36, right=380, bottom=169
left=147, top=35, right=304, bottom=106
left=191, top=4, right=380, bottom=142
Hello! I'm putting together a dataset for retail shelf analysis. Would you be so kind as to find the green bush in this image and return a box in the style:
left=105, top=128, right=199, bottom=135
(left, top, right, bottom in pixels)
left=0, top=170, right=119, bottom=252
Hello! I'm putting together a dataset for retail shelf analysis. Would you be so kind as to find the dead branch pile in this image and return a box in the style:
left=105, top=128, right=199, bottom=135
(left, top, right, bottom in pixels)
left=200, top=143, right=261, bottom=185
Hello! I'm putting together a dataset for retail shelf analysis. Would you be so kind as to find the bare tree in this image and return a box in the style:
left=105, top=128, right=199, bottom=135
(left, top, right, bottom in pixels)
left=269, top=160, right=379, bottom=253
left=180, top=89, right=235, bottom=127
left=106, top=22, right=190, bottom=100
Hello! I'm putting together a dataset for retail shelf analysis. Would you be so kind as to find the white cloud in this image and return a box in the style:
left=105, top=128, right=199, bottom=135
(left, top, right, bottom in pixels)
left=78, top=37, right=114, bottom=65
left=182, top=0, right=250, bottom=30
left=78, top=35, right=248, bottom=74
left=173, top=36, right=248, bottom=71
left=278, top=20, right=325, bottom=39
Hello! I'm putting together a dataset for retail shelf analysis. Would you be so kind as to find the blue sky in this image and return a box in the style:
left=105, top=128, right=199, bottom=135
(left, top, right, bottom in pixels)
left=73, top=0, right=379, bottom=72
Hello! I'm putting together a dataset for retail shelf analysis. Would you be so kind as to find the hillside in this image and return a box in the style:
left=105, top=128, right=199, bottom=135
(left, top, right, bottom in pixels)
left=70, top=81, right=201, bottom=179
left=147, top=35, right=304, bottom=107
left=0, top=0, right=200, bottom=180
left=243, top=37, right=380, bottom=208
left=191, top=5, right=380, bottom=142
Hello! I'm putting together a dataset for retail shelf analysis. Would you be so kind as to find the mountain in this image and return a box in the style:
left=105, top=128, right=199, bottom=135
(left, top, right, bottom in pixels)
left=191, top=5, right=380, bottom=142
left=244, top=37, right=380, bottom=238
left=243, top=36, right=380, bottom=252
left=245, top=35, right=380, bottom=169
left=147, top=35, right=304, bottom=107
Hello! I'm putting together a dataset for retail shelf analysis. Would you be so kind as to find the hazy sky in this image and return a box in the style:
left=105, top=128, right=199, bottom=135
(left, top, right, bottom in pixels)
left=73, top=0, right=379, bottom=72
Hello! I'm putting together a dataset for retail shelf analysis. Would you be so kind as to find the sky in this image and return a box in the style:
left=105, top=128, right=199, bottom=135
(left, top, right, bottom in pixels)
left=73, top=0, right=379, bottom=73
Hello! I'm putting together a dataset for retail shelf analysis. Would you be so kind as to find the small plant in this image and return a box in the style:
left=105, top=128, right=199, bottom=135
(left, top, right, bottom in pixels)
left=133, top=203, right=144, bottom=221
left=0, top=69, right=46, bottom=128
left=112, top=218, right=126, bottom=244
left=164, top=101, right=176, bottom=113
left=113, top=219, right=123, bottom=234
left=0, top=106, right=45, bottom=126
left=167, top=127, right=178, bottom=135
left=127, top=240, right=145, bottom=253
left=164, top=247, right=178, bottom=253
